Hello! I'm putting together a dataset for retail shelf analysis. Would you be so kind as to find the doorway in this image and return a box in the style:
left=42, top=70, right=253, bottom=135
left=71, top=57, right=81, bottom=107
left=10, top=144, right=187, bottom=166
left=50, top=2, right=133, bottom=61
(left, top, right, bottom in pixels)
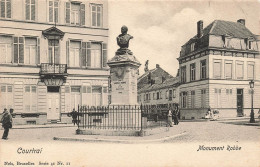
left=237, top=89, right=244, bottom=117
left=47, top=86, right=60, bottom=120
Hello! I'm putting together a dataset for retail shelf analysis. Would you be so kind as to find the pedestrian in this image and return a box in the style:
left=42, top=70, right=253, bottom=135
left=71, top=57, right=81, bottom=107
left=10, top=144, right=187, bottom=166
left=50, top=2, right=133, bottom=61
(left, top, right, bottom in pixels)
left=1, top=108, right=13, bottom=140
left=167, top=109, right=173, bottom=127
left=71, top=109, right=77, bottom=125
left=173, top=107, right=179, bottom=125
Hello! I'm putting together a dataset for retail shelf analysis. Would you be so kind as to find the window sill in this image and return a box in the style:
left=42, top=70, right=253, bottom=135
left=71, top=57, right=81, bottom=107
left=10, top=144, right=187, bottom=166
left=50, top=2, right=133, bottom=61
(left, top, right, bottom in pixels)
left=0, top=63, right=40, bottom=68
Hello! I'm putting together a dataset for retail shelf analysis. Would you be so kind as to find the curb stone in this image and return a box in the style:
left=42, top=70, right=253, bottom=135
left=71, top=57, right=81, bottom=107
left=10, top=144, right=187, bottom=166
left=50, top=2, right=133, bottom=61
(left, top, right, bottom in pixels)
left=53, top=132, right=187, bottom=144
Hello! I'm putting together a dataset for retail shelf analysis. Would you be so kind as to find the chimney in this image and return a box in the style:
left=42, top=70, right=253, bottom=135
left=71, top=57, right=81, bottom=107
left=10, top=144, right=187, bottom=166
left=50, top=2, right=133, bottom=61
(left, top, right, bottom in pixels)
left=197, top=20, right=203, bottom=38
left=237, top=19, right=245, bottom=26
left=156, top=64, right=160, bottom=68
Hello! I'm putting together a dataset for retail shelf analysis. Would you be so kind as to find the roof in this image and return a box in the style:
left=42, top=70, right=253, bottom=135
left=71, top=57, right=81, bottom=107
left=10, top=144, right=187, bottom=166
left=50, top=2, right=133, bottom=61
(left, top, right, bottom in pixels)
left=138, top=77, right=179, bottom=93
left=184, top=20, right=256, bottom=46
left=138, top=68, right=157, bottom=82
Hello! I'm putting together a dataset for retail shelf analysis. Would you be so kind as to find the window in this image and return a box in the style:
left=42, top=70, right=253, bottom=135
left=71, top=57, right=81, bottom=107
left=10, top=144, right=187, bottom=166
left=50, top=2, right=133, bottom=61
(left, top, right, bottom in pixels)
left=25, top=0, right=35, bottom=21
left=24, top=85, right=37, bottom=112
left=49, top=0, right=59, bottom=23
left=0, top=84, right=13, bottom=111
left=0, top=36, right=12, bottom=63
left=236, top=61, right=244, bottom=79
left=69, top=41, right=80, bottom=67
left=169, top=90, right=172, bottom=101
left=201, top=89, right=206, bottom=108
left=157, top=92, right=159, bottom=100
left=180, top=92, right=187, bottom=108
left=173, top=89, right=176, bottom=98
left=13, top=37, right=24, bottom=64
left=165, top=90, right=168, bottom=99
left=91, top=43, right=101, bottom=68
left=91, top=4, right=102, bottom=27
left=48, top=39, right=59, bottom=64
left=65, top=2, right=85, bottom=25
left=248, top=63, right=254, bottom=80
left=190, top=63, right=196, bottom=81
left=25, top=37, right=37, bottom=65
left=71, top=3, right=80, bottom=25
left=248, top=41, right=253, bottom=50
left=92, top=86, right=102, bottom=106
left=191, top=90, right=195, bottom=108
left=200, top=60, right=206, bottom=79
left=191, top=43, right=195, bottom=52
left=181, top=66, right=186, bottom=83
left=0, top=0, right=11, bottom=18
left=225, top=61, right=232, bottom=79
left=153, top=93, right=155, bottom=100
left=213, top=60, right=221, bottom=79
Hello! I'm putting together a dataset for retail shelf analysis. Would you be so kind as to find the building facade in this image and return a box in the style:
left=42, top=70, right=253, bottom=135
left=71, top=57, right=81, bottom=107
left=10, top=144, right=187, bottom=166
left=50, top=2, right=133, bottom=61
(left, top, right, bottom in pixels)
left=138, top=64, right=179, bottom=109
left=0, top=0, right=109, bottom=124
left=178, top=19, right=260, bottom=119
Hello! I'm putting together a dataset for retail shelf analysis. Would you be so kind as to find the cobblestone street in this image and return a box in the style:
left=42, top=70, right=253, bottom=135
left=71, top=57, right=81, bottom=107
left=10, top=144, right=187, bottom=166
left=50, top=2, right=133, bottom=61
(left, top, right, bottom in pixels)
left=0, top=119, right=259, bottom=143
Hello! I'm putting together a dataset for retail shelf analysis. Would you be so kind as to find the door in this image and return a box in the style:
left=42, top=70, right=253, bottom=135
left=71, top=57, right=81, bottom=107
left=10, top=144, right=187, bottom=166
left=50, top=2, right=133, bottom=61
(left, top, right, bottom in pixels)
left=47, top=86, right=60, bottom=120
left=71, top=86, right=81, bottom=110
left=237, top=89, right=244, bottom=117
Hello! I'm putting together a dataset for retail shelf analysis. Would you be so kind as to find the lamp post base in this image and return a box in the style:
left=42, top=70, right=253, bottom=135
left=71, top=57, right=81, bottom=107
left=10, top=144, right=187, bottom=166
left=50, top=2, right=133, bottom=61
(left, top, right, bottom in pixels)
left=250, top=109, right=255, bottom=123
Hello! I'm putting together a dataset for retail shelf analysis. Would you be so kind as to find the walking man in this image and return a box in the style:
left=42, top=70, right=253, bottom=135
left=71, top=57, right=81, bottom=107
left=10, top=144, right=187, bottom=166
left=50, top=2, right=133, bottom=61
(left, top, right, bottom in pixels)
left=1, top=108, right=13, bottom=140
left=173, top=107, right=179, bottom=125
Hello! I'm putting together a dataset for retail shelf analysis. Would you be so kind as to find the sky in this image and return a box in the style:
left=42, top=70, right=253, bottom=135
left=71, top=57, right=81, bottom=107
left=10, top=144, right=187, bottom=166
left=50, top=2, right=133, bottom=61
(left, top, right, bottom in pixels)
left=107, top=0, right=260, bottom=77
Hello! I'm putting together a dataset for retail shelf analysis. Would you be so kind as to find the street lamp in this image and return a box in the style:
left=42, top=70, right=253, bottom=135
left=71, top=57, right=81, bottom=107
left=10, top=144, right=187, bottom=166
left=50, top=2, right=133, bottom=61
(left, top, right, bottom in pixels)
left=249, top=80, right=255, bottom=123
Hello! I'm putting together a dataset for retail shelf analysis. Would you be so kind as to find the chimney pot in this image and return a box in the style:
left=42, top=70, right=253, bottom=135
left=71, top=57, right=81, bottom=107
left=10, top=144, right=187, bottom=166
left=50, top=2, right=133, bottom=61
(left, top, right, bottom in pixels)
left=197, top=20, right=203, bottom=38
left=237, top=19, right=245, bottom=26
left=156, top=64, right=160, bottom=68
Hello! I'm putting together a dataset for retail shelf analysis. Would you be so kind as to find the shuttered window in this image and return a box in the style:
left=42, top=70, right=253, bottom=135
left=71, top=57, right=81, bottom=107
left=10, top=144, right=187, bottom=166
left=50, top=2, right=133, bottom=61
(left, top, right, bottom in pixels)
left=0, top=84, right=13, bottom=111
left=91, top=43, right=101, bottom=68
left=181, top=66, right=186, bottom=83
left=0, top=0, right=11, bottom=18
left=49, top=0, right=59, bottom=23
left=236, top=62, right=244, bottom=79
left=69, top=41, right=81, bottom=67
left=25, top=0, right=36, bottom=21
left=191, top=90, right=195, bottom=108
left=225, top=62, right=232, bottom=79
left=0, top=36, right=12, bottom=63
left=190, top=63, right=196, bottom=81
left=91, top=4, right=102, bottom=27
left=248, top=63, right=254, bottom=80
left=48, top=39, right=59, bottom=64
left=213, top=60, right=221, bottom=79
left=25, top=37, right=37, bottom=65
left=200, top=59, right=206, bottom=79
left=24, top=85, right=37, bottom=112
left=66, top=2, right=85, bottom=26
left=13, top=37, right=24, bottom=64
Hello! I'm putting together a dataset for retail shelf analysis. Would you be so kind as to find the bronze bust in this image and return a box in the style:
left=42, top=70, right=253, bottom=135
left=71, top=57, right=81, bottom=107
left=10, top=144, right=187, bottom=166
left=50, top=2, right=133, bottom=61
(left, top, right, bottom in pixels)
left=116, top=26, right=133, bottom=55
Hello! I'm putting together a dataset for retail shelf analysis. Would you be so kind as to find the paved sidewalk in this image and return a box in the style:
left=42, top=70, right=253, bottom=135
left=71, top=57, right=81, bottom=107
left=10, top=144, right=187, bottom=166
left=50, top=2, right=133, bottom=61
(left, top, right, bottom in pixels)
left=53, top=126, right=187, bottom=143
left=12, top=123, right=75, bottom=129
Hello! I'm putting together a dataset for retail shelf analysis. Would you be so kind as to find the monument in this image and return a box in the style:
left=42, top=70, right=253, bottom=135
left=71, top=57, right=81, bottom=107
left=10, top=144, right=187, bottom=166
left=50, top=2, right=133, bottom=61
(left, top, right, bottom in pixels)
left=107, top=26, right=141, bottom=105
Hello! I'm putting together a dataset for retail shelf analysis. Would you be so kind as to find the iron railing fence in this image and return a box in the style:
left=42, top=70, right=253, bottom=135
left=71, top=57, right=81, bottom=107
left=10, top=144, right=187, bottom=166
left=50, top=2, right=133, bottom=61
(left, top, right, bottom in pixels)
left=70, top=103, right=179, bottom=130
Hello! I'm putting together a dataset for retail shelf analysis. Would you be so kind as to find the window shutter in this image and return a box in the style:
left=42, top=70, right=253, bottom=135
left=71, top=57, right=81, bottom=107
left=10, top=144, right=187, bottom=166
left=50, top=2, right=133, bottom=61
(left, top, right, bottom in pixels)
left=6, top=0, right=11, bottom=18
left=80, top=4, right=85, bottom=26
left=65, top=2, right=70, bottom=24
left=87, top=42, right=91, bottom=67
left=49, top=1, right=53, bottom=22
left=0, top=0, right=5, bottom=17
left=102, top=43, right=107, bottom=68
left=19, top=37, right=24, bottom=63
left=25, top=0, right=30, bottom=20
left=31, top=0, right=35, bottom=20
left=37, top=38, right=40, bottom=64
left=66, top=40, right=70, bottom=65
left=13, top=37, right=18, bottom=63
left=82, top=42, right=86, bottom=67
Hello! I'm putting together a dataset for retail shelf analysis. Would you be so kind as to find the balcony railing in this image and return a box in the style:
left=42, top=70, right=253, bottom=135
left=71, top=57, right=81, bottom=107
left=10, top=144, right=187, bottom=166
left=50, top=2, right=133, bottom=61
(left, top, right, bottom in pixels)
left=40, top=63, right=67, bottom=74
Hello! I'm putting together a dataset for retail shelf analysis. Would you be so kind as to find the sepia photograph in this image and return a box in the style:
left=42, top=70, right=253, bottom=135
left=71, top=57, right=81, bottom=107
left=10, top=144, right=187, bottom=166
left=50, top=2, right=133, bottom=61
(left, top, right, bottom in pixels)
left=0, top=0, right=259, bottom=166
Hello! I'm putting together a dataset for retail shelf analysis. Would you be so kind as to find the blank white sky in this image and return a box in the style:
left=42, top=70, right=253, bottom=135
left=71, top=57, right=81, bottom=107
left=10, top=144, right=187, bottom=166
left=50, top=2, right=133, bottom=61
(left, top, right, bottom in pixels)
left=107, top=0, right=260, bottom=76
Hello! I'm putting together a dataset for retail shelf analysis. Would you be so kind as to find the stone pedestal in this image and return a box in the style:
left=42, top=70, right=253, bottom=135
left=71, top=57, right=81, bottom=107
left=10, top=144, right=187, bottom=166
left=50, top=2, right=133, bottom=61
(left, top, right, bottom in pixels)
left=107, top=54, right=141, bottom=105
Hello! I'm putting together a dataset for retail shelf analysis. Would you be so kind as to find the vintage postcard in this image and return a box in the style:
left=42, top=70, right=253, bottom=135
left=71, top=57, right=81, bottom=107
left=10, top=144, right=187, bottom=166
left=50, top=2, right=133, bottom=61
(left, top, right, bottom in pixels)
left=0, top=0, right=259, bottom=166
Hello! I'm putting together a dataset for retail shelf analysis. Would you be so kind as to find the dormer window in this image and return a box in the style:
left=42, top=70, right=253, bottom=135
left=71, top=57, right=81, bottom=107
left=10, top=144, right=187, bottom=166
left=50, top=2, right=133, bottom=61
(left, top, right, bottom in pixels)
left=191, top=43, right=195, bottom=52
